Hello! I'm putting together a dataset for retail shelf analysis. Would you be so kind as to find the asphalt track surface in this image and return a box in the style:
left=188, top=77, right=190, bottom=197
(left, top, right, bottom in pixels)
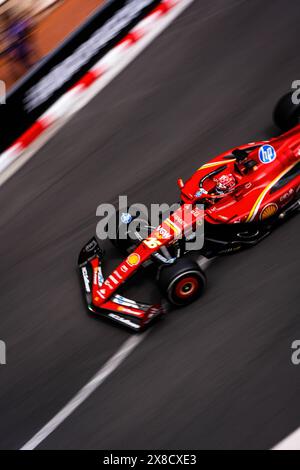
left=0, top=0, right=300, bottom=450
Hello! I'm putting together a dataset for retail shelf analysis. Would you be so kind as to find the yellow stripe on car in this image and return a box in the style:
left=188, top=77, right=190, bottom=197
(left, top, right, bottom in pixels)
left=246, top=163, right=298, bottom=222
left=165, top=218, right=181, bottom=235
left=197, top=159, right=236, bottom=171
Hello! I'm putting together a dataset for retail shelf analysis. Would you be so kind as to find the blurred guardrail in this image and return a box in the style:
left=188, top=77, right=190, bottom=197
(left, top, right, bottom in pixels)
left=0, top=0, right=162, bottom=152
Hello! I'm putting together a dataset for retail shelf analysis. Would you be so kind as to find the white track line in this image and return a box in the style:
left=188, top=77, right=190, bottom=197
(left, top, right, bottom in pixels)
left=273, top=427, right=300, bottom=450
left=21, top=333, right=147, bottom=450
left=0, top=0, right=195, bottom=189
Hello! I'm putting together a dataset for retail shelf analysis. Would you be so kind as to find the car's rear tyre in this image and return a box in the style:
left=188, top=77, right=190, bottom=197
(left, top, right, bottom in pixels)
left=273, top=92, right=300, bottom=131
left=158, top=257, right=207, bottom=306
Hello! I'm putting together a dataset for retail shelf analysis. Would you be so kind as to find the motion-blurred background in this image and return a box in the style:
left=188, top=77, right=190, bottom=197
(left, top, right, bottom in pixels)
left=0, top=0, right=299, bottom=450
left=0, top=0, right=103, bottom=90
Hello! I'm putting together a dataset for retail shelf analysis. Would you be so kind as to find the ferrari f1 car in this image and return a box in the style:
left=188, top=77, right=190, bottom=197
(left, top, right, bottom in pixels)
left=78, top=93, right=300, bottom=331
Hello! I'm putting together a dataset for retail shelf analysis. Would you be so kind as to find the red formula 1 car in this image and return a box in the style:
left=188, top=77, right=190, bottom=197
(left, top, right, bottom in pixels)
left=78, top=94, right=300, bottom=331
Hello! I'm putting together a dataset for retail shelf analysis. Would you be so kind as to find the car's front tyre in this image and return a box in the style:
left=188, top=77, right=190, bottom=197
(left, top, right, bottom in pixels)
left=158, top=256, right=207, bottom=306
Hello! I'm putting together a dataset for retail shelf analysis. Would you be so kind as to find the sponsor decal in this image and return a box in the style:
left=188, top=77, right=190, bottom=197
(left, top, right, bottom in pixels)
left=104, top=279, right=113, bottom=290
left=86, top=240, right=97, bottom=252
left=259, top=145, right=277, bottom=164
left=108, top=314, right=140, bottom=329
left=82, top=267, right=91, bottom=293
left=127, top=253, right=141, bottom=266
left=191, top=207, right=203, bottom=218
left=114, top=295, right=137, bottom=307
left=195, top=188, right=208, bottom=198
left=98, top=268, right=104, bottom=286
left=113, top=270, right=124, bottom=281
left=108, top=274, right=119, bottom=286
left=220, top=246, right=242, bottom=254
left=260, top=203, right=278, bottom=220
left=155, top=225, right=172, bottom=240
left=218, top=214, right=229, bottom=221
left=153, top=252, right=176, bottom=264
left=95, top=274, right=122, bottom=301
left=173, top=213, right=188, bottom=228
left=97, top=288, right=107, bottom=299
left=102, top=277, right=120, bottom=292
left=93, top=267, right=99, bottom=285
left=120, top=264, right=129, bottom=273
left=280, top=188, right=295, bottom=203
left=114, top=295, right=149, bottom=310
left=120, top=212, right=133, bottom=224
left=117, top=306, right=140, bottom=315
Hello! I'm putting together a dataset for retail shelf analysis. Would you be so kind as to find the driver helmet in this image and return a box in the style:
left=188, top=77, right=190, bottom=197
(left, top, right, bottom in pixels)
left=214, top=173, right=236, bottom=195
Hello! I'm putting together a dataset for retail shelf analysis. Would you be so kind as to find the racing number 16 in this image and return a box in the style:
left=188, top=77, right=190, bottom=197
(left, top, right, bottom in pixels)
left=144, top=238, right=162, bottom=249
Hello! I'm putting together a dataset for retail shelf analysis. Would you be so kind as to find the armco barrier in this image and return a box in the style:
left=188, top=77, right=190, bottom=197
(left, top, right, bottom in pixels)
left=0, top=0, right=162, bottom=152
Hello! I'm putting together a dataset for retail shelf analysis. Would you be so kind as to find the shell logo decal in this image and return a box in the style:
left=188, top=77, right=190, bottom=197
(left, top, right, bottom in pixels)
left=246, top=162, right=297, bottom=222
left=127, top=253, right=141, bottom=267
left=260, top=203, right=278, bottom=221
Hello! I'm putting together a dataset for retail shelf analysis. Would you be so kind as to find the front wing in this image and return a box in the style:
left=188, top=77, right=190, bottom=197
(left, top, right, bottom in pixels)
left=78, top=238, right=165, bottom=331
